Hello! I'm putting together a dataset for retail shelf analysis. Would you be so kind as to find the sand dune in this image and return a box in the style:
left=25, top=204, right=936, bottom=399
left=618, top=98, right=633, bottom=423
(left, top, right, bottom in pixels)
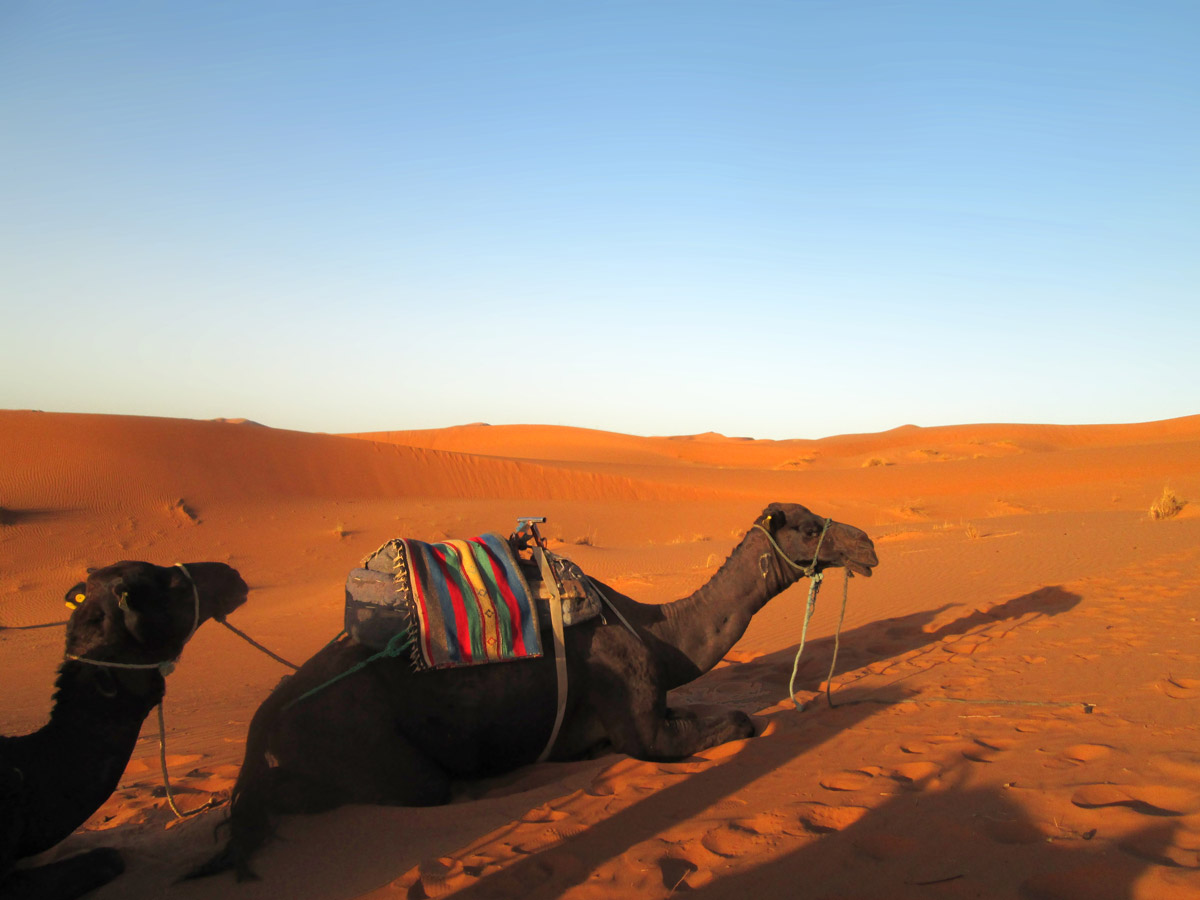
left=3, top=409, right=1199, bottom=899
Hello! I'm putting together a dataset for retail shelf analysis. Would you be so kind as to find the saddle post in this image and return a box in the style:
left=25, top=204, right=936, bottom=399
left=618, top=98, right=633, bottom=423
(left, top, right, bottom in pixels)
left=516, top=516, right=549, bottom=551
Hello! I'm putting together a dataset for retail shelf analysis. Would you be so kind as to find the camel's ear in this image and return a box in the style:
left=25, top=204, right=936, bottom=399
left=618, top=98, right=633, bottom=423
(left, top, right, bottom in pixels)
left=761, top=505, right=786, bottom=532
left=64, top=581, right=87, bottom=611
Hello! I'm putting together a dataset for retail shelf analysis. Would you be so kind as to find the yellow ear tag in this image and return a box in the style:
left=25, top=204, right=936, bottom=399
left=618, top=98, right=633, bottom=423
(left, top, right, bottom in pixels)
left=76, top=594, right=86, bottom=602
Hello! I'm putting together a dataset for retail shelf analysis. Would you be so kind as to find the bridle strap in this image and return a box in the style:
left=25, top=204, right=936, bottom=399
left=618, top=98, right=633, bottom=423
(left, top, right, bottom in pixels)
left=61, top=563, right=205, bottom=818
left=65, top=563, right=200, bottom=674
left=754, top=517, right=833, bottom=579
left=748, top=517, right=845, bottom=712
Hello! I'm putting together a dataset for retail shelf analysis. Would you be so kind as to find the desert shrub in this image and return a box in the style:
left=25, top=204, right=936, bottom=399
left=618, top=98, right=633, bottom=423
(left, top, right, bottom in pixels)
left=1149, top=487, right=1185, bottom=520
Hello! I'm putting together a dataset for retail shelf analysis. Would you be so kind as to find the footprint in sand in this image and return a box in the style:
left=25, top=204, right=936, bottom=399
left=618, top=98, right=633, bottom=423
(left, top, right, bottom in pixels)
left=512, top=819, right=589, bottom=853
left=519, top=804, right=570, bottom=824
left=180, top=763, right=240, bottom=794
left=791, top=802, right=870, bottom=834
left=700, top=822, right=772, bottom=858
left=962, top=738, right=1011, bottom=763
left=819, top=769, right=876, bottom=791
left=416, top=857, right=475, bottom=898
left=982, top=815, right=1056, bottom=845
left=945, top=637, right=988, bottom=655
left=729, top=812, right=791, bottom=836
left=891, top=761, right=942, bottom=787
left=927, top=734, right=965, bottom=745
left=1059, top=743, right=1113, bottom=765
left=586, top=758, right=676, bottom=796
left=1161, top=675, right=1200, bottom=700
left=1071, top=784, right=1200, bottom=817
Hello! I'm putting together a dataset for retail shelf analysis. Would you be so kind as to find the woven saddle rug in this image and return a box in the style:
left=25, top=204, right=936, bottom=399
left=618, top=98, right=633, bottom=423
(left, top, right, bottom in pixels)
left=362, top=534, right=543, bottom=670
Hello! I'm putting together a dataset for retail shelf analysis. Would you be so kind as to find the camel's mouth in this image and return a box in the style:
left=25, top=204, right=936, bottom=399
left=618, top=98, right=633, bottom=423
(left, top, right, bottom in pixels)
left=221, top=576, right=250, bottom=617
left=845, top=558, right=876, bottom=578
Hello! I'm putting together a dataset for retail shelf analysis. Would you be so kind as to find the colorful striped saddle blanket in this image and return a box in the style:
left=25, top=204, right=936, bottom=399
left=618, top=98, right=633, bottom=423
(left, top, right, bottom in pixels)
left=345, top=534, right=543, bottom=670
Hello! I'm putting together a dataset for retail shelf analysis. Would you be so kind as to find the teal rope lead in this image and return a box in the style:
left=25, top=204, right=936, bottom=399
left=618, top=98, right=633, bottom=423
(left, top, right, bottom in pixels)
left=282, top=629, right=413, bottom=712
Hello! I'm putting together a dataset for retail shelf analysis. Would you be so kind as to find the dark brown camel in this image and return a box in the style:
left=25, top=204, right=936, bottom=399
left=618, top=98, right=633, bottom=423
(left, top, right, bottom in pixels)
left=195, top=503, right=877, bottom=881
left=1, top=561, right=248, bottom=900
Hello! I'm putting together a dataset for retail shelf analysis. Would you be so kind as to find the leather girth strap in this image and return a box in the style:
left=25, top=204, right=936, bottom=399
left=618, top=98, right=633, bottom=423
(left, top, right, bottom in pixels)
left=534, top=545, right=569, bottom=763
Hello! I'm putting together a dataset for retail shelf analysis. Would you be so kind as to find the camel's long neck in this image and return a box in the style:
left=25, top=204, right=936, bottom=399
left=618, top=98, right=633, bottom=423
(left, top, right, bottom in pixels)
left=648, top=529, right=803, bottom=689
left=5, top=662, right=163, bottom=858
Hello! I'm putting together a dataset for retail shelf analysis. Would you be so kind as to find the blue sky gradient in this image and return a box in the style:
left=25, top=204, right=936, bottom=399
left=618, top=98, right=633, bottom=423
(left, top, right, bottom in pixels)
left=2, top=1, right=1196, bottom=438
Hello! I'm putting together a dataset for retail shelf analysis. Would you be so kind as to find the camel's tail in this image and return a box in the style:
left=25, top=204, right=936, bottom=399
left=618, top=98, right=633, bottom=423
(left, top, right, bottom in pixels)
left=184, top=678, right=294, bottom=882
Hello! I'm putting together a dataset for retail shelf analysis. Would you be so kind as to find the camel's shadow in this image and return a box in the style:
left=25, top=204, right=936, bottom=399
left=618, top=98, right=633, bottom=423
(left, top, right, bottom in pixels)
left=422, top=585, right=1092, bottom=900
left=672, top=584, right=1082, bottom=714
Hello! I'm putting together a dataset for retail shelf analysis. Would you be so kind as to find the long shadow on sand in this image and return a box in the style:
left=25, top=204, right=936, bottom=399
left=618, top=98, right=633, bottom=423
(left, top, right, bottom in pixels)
left=0, top=507, right=68, bottom=526
left=677, top=776, right=1192, bottom=899
left=672, top=584, right=1081, bottom=715
left=421, top=585, right=1084, bottom=900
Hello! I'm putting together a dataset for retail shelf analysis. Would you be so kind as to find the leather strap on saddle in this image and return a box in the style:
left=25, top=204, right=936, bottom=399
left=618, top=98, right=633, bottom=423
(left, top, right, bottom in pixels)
left=534, top=545, right=569, bottom=763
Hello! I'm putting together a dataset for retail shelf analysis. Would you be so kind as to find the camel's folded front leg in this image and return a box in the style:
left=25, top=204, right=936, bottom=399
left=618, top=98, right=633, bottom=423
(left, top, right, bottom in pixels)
left=586, top=630, right=755, bottom=762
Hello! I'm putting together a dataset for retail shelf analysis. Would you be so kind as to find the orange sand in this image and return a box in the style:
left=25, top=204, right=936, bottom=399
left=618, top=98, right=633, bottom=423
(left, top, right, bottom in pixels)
left=2, top=409, right=1199, bottom=899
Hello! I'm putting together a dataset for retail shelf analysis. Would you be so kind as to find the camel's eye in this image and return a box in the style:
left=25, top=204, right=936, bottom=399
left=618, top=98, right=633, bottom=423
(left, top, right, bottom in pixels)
left=80, top=604, right=105, bottom=626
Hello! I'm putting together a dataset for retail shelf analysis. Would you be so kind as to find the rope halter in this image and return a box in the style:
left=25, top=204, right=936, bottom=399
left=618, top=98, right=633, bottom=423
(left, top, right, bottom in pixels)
left=63, top=563, right=211, bottom=818
left=61, top=562, right=294, bottom=819
left=751, top=516, right=849, bottom=712
left=64, top=563, right=200, bottom=676
left=754, top=515, right=833, bottom=581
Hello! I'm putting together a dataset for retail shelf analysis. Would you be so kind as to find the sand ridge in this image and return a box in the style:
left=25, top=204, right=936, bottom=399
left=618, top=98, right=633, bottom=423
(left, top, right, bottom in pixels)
left=2, top=410, right=1199, bottom=899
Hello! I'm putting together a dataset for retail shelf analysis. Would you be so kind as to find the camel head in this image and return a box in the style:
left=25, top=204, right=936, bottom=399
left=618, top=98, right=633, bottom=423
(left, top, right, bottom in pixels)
left=62, top=561, right=248, bottom=668
left=756, top=503, right=878, bottom=578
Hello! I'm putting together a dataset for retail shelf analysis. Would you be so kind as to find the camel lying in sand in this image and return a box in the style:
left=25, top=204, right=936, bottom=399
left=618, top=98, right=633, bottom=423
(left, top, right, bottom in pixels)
left=1, top=561, right=248, bottom=900
left=197, top=503, right=877, bottom=880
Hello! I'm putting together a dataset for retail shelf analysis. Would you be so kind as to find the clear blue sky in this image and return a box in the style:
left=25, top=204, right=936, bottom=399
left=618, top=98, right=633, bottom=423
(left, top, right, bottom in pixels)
left=2, top=1, right=1196, bottom=439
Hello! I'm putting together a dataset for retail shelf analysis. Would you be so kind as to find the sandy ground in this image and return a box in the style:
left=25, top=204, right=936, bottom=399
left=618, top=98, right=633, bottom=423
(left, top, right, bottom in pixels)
left=2, top=409, right=1199, bottom=900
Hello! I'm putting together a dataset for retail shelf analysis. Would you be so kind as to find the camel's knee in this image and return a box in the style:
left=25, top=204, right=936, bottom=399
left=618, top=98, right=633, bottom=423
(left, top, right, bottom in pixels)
left=723, top=710, right=756, bottom=740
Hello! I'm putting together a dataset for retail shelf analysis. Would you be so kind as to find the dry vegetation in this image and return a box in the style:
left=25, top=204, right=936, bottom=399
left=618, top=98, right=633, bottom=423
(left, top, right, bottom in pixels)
left=1149, top=486, right=1185, bottom=520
